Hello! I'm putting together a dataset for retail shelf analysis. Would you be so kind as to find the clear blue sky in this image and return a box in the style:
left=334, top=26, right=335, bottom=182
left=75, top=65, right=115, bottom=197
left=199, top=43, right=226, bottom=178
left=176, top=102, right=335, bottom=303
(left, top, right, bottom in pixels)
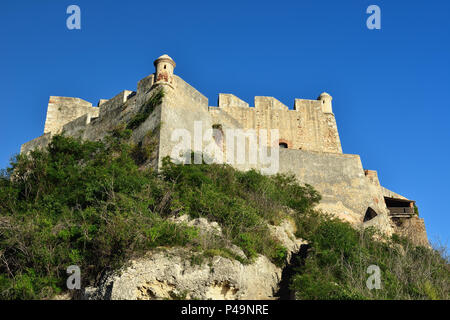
left=1, top=1, right=449, bottom=246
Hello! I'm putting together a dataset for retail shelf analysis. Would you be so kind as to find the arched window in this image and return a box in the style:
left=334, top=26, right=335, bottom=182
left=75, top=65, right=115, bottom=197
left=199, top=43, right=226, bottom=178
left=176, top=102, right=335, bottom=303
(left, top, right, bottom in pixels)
left=363, top=207, right=378, bottom=222
left=279, top=142, right=288, bottom=149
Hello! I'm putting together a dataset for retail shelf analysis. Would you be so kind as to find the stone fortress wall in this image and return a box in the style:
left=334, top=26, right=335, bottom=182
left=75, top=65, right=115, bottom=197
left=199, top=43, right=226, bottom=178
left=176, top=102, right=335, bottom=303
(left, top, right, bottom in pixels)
left=20, top=54, right=429, bottom=247
left=209, top=93, right=342, bottom=154
left=43, top=97, right=99, bottom=135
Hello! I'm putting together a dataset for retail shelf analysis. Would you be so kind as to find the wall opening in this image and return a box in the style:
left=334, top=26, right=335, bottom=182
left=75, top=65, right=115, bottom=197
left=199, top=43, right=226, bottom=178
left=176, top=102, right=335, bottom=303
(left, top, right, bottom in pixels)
left=363, top=207, right=378, bottom=222
left=384, top=197, right=415, bottom=216
left=279, top=142, right=288, bottom=149
left=384, top=197, right=413, bottom=208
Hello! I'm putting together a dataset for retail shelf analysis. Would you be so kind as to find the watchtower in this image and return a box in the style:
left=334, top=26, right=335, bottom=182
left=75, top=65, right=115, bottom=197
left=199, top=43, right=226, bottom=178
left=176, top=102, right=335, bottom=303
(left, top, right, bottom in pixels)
left=153, top=54, right=176, bottom=88
left=318, top=92, right=333, bottom=113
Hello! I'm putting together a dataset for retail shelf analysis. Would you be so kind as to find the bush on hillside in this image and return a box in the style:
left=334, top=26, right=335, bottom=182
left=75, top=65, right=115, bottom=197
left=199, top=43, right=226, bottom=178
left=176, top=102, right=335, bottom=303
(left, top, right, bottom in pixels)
left=0, top=132, right=320, bottom=299
left=0, top=132, right=447, bottom=300
left=290, top=213, right=450, bottom=300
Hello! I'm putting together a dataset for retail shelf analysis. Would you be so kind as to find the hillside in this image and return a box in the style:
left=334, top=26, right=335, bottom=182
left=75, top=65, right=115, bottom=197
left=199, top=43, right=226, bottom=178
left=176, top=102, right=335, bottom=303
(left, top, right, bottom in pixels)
left=0, top=132, right=448, bottom=300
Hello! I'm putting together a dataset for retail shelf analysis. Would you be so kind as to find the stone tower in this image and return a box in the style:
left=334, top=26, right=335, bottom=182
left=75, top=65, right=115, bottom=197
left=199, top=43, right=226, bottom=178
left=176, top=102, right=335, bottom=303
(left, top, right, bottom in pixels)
left=318, top=92, right=333, bottom=114
left=153, top=54, right=176, bottom=88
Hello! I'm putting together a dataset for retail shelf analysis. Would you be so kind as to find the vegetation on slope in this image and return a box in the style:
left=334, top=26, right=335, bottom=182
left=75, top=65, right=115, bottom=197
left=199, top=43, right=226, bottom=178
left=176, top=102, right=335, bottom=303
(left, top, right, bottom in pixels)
left=0, top=132, right=448, bottom=300
left=0, top=132, right=319, bottom=299
left=291, top=212, right=449, bottom=300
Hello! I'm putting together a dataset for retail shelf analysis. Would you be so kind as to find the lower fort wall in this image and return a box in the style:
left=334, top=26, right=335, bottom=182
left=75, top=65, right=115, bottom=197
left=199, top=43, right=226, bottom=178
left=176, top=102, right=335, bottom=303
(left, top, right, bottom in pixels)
left=229, top=147, right=393, bottom=233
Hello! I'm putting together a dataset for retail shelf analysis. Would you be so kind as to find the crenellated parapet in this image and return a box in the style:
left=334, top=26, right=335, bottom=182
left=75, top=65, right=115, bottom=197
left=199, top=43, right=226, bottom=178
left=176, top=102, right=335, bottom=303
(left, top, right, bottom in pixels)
left=218, top=94, right=249, bottom=108
left=209, top=92, right=342, bottom=153
left=43, top=97, right=99, bottom=135
left=255, top=96, right=289, bottom=111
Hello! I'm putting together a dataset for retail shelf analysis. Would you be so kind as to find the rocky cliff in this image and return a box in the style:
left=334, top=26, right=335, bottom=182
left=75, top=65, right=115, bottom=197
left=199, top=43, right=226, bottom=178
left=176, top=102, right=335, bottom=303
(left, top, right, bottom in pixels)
left=81, top=217, right=305, bottom=300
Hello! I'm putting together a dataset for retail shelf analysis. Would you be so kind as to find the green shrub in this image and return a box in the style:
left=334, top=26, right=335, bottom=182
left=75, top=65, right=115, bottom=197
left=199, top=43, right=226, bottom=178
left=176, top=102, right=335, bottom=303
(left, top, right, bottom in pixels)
left=0, top=134, right=196, bottom=299
left=159, top=159, right=322, bottom=264
left=0, top=133, right=323, bottom=299
left=4, top=132, right=443, bottom=300
left=290, top=214, right=450, bottom=300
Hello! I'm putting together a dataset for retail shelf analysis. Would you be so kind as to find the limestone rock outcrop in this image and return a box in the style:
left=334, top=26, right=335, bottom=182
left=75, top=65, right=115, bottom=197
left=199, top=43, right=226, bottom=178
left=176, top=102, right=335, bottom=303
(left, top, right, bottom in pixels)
left=81, top=217, right=306, bottom=300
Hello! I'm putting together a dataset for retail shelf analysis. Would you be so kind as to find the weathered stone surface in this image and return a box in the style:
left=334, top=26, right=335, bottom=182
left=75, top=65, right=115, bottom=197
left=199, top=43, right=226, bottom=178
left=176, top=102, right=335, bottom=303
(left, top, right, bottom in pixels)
left=20, top=133, right=52, bottom=154
left=268, top=219, right=305, bottom=261
left=218, top=93, right=249, bottom=109
left=209, top=96, right=342, bottom=155
left=82, top=218, right=306, bottom=300
left=83, top=249, right=278, bottom=300
left=43, top=96, right=98, bottom=135
left=392, top=216, right=430, bottom=248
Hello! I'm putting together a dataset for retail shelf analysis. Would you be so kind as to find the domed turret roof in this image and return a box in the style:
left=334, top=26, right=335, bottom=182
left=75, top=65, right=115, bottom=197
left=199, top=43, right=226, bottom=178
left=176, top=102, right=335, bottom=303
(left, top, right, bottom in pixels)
left=318, top=92, right=332, bottom=100
left=154, top=54, right=176, bottom=67
left=156, top=54, right=173, bottom=60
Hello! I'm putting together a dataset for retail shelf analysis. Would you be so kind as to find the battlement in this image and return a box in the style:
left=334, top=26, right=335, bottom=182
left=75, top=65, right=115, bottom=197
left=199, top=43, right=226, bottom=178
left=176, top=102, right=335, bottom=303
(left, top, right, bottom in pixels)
left=216, top=94, right=289, bottom=111
left=255, top=96, right=289, bottom=111
left=98, top=90, right=135, bottom=118
left=209, top=92, right=342, bottom=153
left=215, top=93, right=332, bottom=114
left=217, top=94, right=249, bottom=108
left=32, top=54, right=343, bottom=156
left=43, top=96, right=99, bottom=135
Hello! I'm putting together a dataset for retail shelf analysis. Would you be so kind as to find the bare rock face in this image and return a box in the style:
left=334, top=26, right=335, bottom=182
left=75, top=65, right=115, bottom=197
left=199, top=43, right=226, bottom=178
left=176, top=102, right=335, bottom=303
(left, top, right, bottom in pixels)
left=82, top=217, right=306, bottom=300
left=85, top=249, right=279, bottom=300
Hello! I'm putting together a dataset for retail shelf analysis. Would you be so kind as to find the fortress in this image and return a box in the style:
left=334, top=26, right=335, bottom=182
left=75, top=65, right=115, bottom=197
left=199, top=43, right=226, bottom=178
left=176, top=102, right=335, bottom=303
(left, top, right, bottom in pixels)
left=21, top=54, right=429, bottom=246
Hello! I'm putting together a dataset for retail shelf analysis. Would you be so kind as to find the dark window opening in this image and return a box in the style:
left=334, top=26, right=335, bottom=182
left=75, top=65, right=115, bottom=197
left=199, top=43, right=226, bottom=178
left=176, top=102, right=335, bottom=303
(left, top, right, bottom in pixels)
left=384, top=197, right=415, bottom=215
left=279, top=142, right=288, bottom=149
left=363, top=207, right=378, bottom=222
left=384, top=197, right=411, bottom=208
left=164, top=65, right=166, bottom=69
